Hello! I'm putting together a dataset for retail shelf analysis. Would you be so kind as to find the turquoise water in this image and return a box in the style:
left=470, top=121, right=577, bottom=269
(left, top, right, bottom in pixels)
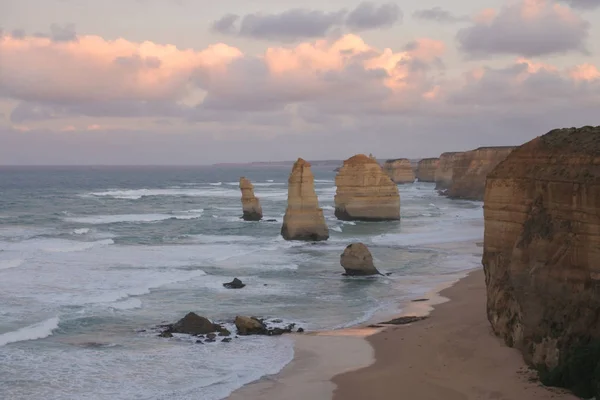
left=0, top=166, right=483, bottom=399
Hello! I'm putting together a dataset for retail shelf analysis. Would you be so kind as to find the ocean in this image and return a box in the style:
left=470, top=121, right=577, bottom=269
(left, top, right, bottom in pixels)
left=0, top=165, right=484, bottom=400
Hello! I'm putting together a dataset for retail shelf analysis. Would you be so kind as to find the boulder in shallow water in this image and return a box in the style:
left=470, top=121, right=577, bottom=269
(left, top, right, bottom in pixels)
left=170, top=312, right=219, bottom=335
left=235, top=316, right=266, bottom=335
left=340, top=243, right=380, bottom=276
left=223, top=278, right=245, bottom=289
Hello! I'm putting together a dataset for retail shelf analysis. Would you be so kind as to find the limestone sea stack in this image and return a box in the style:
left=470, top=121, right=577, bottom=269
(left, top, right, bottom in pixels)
left=434, top=152, right=463, bottom=191
left=340, top=243, right=380, bottom=276
left=335, top=154, right=400, bottom=221
left=415, top=158, right=439, bottom=182
left=483, top=126, right=600, bottom=396
left=239, top=177, right=262, bottom=221
left=281, top=158, right=329, bottom=241
left=382, top=158, right=415, bottom=184
left=446, top=146, right=515, bottom=200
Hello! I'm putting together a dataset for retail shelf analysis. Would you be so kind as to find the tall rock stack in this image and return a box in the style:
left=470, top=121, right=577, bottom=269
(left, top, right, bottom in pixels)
left=483, top=126, right=600, bottom=395
left=434, top=152, right=462, bottom=191
left=415, top=158, right=439, bottom=182
left=334, top=154, right=400, bottom=221
left=446, top=146, right=515, bottom=200
left=382, top=158, right=415, bottom=184
left=239, top=177, right=262, bottom=221
left=281, top=158, right=329, bottom=241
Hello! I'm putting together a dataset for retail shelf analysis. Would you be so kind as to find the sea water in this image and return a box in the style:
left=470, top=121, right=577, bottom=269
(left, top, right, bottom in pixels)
left=0, top=166, right=483, bottom=399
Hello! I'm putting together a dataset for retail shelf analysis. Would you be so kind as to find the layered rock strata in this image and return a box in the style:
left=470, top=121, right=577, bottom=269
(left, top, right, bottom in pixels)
left=482, top=126, right=600, bottom=396
left=446, top=146, right=515, bottom=200
left=415, top=158, right=439, bottom=182
left=239, top=177, right=262, bottom=221
left=281, top=158, right=329, bottom=241
left=434, top=152, right=463, bottom=191
left=335, top=154, right=400, bottom=221
left=382, top=158, right=415, bottom=184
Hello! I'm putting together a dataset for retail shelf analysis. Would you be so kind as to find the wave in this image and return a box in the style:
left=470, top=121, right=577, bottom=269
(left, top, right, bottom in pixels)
left=72, top=228, right=90, bottom=235
left=109, top=298, right=142, bottom=310
left=0, top=317, right=60, bottom=346
left=331, top=226, right=343, bottom=232
left=43, top=239, right=114, bottom=253
left=314, top=179, right=335, bottom=183
left=0, top=259, right=24, bottom=270
left=65, top=212, right=203, bottom=225
left=209, top=182, right=222, bottom=186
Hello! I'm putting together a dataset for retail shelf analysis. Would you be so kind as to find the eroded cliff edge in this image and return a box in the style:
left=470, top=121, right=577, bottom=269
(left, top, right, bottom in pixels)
left=435, top=152, right=462, bottom=191
left=415, top=158, right=439, bottom=182
left=382, top=158, right=415, bottom=184
left=482, top=126, right=600, bottom=397
left=447, top=146, right=515, bottom=200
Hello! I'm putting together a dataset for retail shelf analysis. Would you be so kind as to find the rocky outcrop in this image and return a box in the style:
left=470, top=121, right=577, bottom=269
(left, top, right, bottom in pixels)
left=334, top=154, right=400, bottom=221
left=340, top=243, right=380, bottom=276
left=159, top=312, right=230, bottom=336
left=415, top=158, right=439, bottom=182
left=223, top=278, right=245, bottom=289
left=239, top=177, right=262, bottom=221
left=446, top=147, right=515, bottom=200
left=235, top=316, right=298, bottom=336
left=482, top=126, right=600, bottom=397
left=281, top=158, right=329, bottom=241
left=383, top=158, right=415, bottom=184
left=434, top=152, right=463, bottom=191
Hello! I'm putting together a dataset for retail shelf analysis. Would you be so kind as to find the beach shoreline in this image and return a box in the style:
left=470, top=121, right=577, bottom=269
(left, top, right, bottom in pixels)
left=228, top=240, right=482, bottom=400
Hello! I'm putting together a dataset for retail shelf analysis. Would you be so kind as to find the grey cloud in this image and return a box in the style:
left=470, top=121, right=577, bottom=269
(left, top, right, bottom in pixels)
left=211, top=14, right=240, bottom=34
left=413, top=7, right=469, bottom=23
left=49, top=23, right=77, bottom=42
left=457, top=2, right=589, bottom=57
left=345, top=2, right=402, bottom=31
left=558, top=0, right=600, bottom=9
left=11, top=29, right=26, bottom=39
left=210, top=3, right=401, bottom=41
left=237, top=9, right=346, bottom=41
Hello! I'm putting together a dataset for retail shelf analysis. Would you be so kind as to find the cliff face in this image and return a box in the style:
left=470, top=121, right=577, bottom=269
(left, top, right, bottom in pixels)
left=415, top=158, right=439, bottom=182
left=434, top=152, right=462, bottom=190
left=335, top=154, right=400, bottom=221
left=382, top=158, right=415, bottom=184
left=482, top=126, right=600, bottom=396
left=239, top=177, right=262, bottom=221
left=446, top=147, right=515, bottom=200
left=281, top=158, right=329, bottom=241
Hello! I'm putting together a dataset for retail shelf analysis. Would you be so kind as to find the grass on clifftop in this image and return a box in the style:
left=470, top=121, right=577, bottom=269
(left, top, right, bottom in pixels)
left=539, top=339, right=600, bottom=398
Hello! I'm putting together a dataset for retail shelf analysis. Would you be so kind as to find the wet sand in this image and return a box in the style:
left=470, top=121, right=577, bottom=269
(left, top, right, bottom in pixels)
left=333, top=270, right=576, bottom=400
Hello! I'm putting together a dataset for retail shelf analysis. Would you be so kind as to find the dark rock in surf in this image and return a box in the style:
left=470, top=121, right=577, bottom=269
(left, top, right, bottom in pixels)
left=223, top=278, right=245, bottom=289
left=380, top=316, right=428, bottom=325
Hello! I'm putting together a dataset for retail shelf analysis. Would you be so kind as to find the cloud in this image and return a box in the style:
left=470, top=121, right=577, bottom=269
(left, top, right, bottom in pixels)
left=413, top=7, right=469, bottom=23
left=558, top=0, right=600, bottom=9
left=210, top=3, right=402, bottom=41
left=1, top=29, right=599, bottom=162
left=457, top=0, right=590, bottom=57
left=345, top=2, right=402, bottom=30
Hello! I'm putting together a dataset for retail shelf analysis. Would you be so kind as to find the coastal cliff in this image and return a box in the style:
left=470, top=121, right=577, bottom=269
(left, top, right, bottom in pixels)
left=446, top=147, right=515, bottom=200
left=281, top=158, right=329, bottom=241
left=482, top=126, right=600, bottom=397
left=335, top=154, right=400, bottom=221
left=434, top=152, right=462, bottom=191
left=239, top=177, right=262, bottom=221
left=415, top=158, right=439, bottom=182
left=382, top=158, right=415, bottom=184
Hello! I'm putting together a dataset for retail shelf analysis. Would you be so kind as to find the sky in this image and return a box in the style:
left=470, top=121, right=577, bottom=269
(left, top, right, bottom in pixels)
left=1, top=0, right=599, bottom=165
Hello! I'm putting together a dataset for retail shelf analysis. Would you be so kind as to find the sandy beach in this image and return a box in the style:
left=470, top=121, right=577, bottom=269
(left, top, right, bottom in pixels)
left=230, top=269, right=577, bottom=400
left=333, top=270, right=576, bottom=400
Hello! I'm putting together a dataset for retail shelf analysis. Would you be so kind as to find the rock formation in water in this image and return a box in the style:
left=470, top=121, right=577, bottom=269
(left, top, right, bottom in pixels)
left=415, top=158, right=439, bottom=182
left=335, top=154, right=400, bottom=221
left=340, top=243, right=380, bottom=276
left=446, top=147, right=515, bottom=200
left=281, top=158, right=329, bottom=241
left=482, top=126, right=600, bottom=397
left=239, top=177, right=263, bottom=221
left=382, top=158, right=415, bottom=184
left=434, top=152, right=463, bottom=191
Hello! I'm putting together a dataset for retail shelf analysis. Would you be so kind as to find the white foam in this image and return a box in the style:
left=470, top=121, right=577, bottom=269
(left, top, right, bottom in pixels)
left=0, top=259, right=24, bottom=270
left=109, top=298, right=142, bottom=310
left=331, top=226, right=343, bottom=233
left=42, top=239, right=114, bottom=253
left=322, top=205, right=335, bottom=211
left=314, top=179, right=334, bottom=183
left=0, top=317, right=60, bottom=347
left=73, top=228, right=90, bottom=235
left=65, top=212, right=203, bottom=224
left=209, top=182, right=223, bottom=186
left=84, top=188, right=242, bottom=200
